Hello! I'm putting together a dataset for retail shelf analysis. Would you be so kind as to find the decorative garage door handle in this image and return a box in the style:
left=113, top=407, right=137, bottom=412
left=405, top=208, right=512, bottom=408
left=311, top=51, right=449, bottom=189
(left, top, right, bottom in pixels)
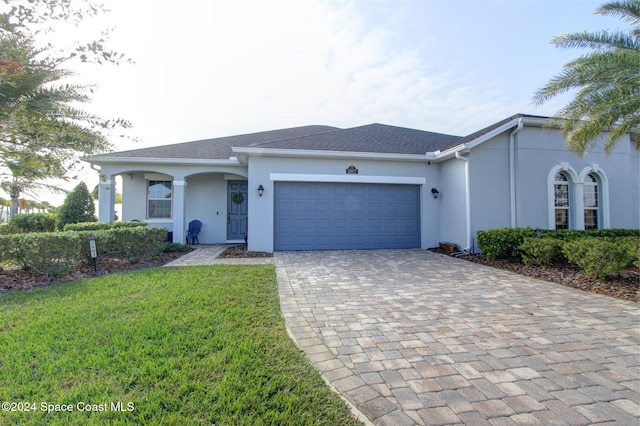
left=227, top=212, right=230, bottom=225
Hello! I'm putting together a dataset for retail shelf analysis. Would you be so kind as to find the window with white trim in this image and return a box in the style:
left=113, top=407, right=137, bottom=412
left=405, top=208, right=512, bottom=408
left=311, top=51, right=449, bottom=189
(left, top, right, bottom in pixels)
left=147, top=180, right=172, bottom=219
left=583, top=173, right=599, bottom=230
left=554, top=172, right=570, bottom=230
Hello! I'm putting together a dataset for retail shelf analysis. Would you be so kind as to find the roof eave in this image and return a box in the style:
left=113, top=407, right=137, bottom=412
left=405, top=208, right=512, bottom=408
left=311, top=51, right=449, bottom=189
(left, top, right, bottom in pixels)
left=81, top=156, right=242, bottom=166
left=426, top=116, right=551, bottom=161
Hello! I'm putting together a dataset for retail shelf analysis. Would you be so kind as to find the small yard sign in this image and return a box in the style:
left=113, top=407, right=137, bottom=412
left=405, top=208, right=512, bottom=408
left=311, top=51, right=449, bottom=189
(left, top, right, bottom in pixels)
left=88, top=236, right=98, bottom=274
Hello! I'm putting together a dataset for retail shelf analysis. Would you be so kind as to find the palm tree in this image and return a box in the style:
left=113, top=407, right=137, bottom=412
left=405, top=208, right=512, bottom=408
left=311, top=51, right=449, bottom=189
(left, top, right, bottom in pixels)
left=1, top=23, right=130, bottom=216
left=534, top=1, right=640, bottom=155
left=41, top=201, right=55, bottom=213
left=0, top=197, right=7, bottom=222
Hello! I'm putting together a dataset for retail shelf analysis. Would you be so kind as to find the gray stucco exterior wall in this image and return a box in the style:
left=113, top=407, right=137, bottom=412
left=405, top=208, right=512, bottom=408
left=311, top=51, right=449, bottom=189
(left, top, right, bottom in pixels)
left=467, top=125, right=639, bottom=251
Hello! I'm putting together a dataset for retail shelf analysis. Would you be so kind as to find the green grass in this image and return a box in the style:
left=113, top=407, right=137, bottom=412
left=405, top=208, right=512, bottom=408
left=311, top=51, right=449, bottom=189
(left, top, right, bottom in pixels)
left=0, top=265, right=362, bottom=425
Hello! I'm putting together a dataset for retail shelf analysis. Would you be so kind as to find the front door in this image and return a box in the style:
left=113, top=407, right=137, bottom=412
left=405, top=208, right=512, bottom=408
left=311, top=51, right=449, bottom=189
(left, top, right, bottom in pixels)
left=227, top=180, right=248, bottom=241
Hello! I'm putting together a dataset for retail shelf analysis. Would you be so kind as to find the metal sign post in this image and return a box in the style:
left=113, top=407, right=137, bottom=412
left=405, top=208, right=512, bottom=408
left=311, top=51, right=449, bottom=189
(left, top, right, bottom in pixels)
left=88, top=236, right=98, bottom=274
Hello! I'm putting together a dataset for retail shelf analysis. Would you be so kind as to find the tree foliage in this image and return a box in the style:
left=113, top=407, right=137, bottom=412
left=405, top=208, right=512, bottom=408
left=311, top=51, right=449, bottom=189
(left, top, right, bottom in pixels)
left=534, top=0, right=640, bottom=155
left=56, top=181, right=95, bottom=230
left=0, top=0, right=131, bottom=217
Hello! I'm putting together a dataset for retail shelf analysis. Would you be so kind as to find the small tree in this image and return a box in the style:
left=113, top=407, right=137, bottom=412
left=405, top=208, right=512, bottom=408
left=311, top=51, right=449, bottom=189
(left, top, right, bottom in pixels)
left=56, top=182, right=96, bottom=230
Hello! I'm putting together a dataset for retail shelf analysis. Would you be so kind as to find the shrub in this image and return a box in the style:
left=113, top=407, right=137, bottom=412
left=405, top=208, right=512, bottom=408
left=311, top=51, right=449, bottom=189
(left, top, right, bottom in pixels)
left=477, top=227, right=640, bottom=261
left=476, top=228, right=535, bottom=260
left=0, top=234, right=10, bottom=269
left=64, top=221, right=147, bottom=232
left=0, top=223, right=11, bottom=235
left=563, top=238, right=633, bottom=280
left=56, top=182, right=97, bottom=230
left=11, top=232, right=83, bottom=281
left=7, top=213, right=57, bottom=233
left=586, top=229, right=640, bottom=238
left=162, top=242, right=189, bottom=253
left=0, top=226, right=167, bottom=281
left=77, top=227, right=166, bottom=264
left=519, top=238, right=564, bottom=266
left=618, top=236, right=640, bottom=268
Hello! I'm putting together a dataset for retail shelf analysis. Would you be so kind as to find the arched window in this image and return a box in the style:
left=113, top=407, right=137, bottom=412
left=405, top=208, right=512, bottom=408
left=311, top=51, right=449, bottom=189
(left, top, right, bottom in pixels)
left=583, top=173, right=599, bottom=230
left=554, top=172, right=570, bottom=230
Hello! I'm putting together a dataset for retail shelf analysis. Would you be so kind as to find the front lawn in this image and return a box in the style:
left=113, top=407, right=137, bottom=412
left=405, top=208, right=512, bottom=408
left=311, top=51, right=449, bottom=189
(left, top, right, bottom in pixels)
left=0, top=265, right=361, bottom=425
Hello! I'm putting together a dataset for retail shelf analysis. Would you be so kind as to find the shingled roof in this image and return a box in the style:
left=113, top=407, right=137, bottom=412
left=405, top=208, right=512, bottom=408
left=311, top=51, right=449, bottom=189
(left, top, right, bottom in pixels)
left=455, top=113, right=550, bottom=146
left=91, top=125, right=340, bottom=160
left=89, top=123, right=463, bottom=161
left=247, top=123, right=462, bottom=155
left=88, top=115, right=556, bottom=162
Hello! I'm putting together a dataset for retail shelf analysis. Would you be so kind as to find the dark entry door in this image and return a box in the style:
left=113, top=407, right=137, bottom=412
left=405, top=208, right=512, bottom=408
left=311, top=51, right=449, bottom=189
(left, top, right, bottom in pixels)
left=227, top=180, right=248, bottom=241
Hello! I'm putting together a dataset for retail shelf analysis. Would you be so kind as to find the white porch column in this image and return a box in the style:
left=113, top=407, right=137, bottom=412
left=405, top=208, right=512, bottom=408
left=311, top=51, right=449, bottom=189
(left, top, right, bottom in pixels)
left=98, top=174, right=116, bottom=223
left=172, top=180, right=187, bottom=244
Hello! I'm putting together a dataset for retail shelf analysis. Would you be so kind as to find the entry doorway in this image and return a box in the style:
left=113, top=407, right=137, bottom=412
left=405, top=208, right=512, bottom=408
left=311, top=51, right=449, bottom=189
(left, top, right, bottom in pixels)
left=227, top=180, right=248, bottom=241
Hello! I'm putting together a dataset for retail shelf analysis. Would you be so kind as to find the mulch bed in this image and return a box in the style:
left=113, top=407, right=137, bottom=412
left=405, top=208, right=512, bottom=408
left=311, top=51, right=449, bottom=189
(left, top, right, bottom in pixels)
left=429, top=248, right=639, bottom=303
left=218, top=245, right=273, bottom=258
left=0, top=250, right=192, bottom=294
left=0, top=245, right=273, bottom=295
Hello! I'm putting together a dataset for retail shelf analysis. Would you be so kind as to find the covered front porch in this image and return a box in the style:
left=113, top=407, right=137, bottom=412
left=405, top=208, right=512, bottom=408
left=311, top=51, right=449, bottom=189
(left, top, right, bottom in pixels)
left=94, top=162, right=249, bottom=245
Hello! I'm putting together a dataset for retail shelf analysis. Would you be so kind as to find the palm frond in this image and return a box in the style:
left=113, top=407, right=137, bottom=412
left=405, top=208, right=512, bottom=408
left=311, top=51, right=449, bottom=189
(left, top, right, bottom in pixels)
left=552, top=30, right=639, bottom=51
left=597, top=1, right=640, bottom=24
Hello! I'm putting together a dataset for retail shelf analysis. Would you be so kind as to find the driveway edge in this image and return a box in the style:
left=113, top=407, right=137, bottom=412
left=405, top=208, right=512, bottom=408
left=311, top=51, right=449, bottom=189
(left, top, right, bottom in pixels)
left=276, top=257, right=378, bottom=426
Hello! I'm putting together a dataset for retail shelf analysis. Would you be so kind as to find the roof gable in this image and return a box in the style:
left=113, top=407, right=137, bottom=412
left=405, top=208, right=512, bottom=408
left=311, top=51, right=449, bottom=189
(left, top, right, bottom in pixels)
left=248, top=123, right=462, bottom=155
left=457, top=113, right=550, bottom=146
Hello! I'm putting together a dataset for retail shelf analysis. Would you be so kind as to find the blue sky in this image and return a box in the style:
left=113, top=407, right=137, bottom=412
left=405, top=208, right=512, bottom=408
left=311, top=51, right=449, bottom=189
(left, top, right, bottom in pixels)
left=5, top=0, right=628, bottom=203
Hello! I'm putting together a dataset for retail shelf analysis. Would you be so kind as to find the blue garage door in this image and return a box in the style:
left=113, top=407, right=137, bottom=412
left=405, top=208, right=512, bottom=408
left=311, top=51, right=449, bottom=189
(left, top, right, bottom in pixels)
left=274, top=182, right=420, bottom=250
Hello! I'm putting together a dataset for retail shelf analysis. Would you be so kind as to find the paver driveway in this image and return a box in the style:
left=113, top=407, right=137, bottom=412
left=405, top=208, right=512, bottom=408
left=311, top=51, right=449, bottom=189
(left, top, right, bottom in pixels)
left=276, top=249, right=640, bottom=425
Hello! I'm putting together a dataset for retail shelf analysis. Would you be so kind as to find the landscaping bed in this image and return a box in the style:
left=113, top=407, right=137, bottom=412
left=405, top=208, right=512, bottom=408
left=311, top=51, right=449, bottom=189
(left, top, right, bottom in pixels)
left=3, top=243, right=637, bottom=302
left=0, top=250, right=191, bottom=294
left=430, top=248, right=639, bottom=302
left=218, top=244, right=273, bottom=258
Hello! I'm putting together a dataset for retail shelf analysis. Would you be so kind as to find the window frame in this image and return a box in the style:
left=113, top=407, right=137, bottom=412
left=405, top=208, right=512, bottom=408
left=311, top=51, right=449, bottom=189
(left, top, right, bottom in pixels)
left=147, top=180, right=173, bottom=219
left=548, top=164, right=610, bottom=231
left=553, top=172, right=571, bottom=230
left=583, top=173, right=599, bottom=230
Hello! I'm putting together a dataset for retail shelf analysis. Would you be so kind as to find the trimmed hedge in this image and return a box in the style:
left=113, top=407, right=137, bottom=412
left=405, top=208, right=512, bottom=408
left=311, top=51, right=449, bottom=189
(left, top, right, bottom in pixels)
left=5, top=232, right=83, bottom=281
left=76, top=227, right=166, bottom=264
left=476, top=228, right=535, bottom=260
left=7, top=213, right=57, bottom=234
left=563, top=238, right=634, bottom=280
left=0, top=226, right=167, bottom=281
left=477, top=228, right=639, bottom=260
left=163, top=242, right=190, bottom=253
left=519, top=238, right=564, bottom=266
left=618, top=236, right=640, bottom=269
left=64, top=221, right=147, bottom=232
left=477, top=227, right=639, bottom=280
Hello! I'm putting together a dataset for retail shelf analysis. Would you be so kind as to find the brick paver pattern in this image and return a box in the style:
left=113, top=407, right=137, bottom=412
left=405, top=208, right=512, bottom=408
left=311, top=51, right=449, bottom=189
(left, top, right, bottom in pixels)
left=276, top=249, right=640, bottom=425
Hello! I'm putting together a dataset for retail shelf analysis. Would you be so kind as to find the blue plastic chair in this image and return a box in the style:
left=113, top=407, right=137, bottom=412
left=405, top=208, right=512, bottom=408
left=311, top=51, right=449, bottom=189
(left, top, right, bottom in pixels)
left=186, top=220, right=202, bottom=245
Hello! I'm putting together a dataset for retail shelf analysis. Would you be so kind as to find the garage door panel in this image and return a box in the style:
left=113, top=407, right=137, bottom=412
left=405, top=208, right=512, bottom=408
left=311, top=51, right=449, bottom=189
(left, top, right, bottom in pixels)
left=275, top=182, right=420, bottom=250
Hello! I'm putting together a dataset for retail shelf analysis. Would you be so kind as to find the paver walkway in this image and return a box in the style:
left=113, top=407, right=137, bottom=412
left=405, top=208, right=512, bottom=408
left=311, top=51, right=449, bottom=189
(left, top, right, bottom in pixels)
left=166, top=246, right=639, bottom=425
left=163, top=244, right=274, bottom=266
left=277, top=250, right=639, bottom=425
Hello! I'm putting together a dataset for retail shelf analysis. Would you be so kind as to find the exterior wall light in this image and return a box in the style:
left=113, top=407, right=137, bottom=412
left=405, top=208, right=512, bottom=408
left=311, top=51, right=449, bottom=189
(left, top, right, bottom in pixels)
left=257, top=184, right=265, bottom=197
left=431, top=188, right=440, bottom=199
